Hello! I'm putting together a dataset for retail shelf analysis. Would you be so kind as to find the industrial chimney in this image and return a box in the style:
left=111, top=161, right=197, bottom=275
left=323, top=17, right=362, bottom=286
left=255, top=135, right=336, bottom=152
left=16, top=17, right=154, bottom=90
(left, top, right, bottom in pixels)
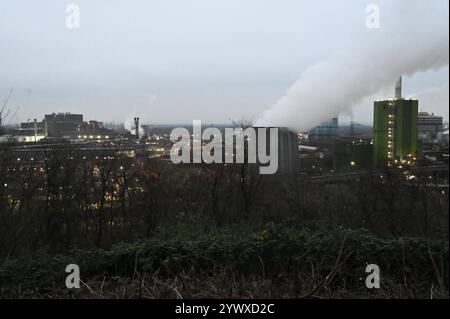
left=33, top=119, right=38, bottom=142
left=395, top=76, right=402, bottom=99
left=134, top=117, right=140, bottom=137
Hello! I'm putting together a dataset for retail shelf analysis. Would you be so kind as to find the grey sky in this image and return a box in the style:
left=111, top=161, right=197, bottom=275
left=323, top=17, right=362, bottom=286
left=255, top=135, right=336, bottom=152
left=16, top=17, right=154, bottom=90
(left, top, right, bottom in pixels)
left=0, top=0, right=448, bottom=125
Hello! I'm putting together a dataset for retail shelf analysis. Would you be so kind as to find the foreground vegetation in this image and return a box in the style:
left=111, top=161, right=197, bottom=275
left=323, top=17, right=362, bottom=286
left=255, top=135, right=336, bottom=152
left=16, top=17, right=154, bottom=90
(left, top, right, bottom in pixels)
left=0, top=226, right=448, bottom=298
left=1, top=143, right=448, bottom=298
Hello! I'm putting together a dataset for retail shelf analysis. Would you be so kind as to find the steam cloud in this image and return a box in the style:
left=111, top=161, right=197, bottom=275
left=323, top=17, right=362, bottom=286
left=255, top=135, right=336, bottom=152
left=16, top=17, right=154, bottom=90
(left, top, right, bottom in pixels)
left=124, top=112, right=147, bottom=137
left=255, top=0, right=449, bottom=131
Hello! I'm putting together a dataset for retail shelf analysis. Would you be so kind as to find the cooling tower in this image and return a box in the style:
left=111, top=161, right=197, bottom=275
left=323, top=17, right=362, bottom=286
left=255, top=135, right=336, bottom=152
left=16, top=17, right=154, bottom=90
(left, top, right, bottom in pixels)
left=255, top=127, right=300, bottom=175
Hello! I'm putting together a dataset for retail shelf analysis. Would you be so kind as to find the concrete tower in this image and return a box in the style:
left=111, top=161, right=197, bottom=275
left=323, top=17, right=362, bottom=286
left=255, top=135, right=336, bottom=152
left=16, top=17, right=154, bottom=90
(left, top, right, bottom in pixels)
left=134, top=117, right=140, bottom=137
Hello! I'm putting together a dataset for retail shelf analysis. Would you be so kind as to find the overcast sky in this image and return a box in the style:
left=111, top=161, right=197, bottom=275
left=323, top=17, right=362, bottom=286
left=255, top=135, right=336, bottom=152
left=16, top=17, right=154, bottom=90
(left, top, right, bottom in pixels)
left=0, top=0, right=448, bottom=125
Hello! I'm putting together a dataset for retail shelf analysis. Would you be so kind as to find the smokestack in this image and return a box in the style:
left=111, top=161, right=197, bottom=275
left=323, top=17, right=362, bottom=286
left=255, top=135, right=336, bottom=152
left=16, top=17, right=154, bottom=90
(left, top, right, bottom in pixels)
left=33, top=119, right=38, bottom=142
left=134, top=117, right=140, bottom=137
left=395, top=76, right=402, bottom=99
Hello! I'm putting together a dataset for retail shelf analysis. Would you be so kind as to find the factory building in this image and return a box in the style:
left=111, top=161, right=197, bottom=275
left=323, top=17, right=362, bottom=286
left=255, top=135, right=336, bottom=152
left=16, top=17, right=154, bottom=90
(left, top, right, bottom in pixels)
left=17, top=113, right=115, bottom=141
left=373, top=77, right=419, bottom=167
left=44, top=113, right=84, bottom=137
left=418, top=112, right=443, bottom=141
left=309, top=117, right=338, bottom=141
left=17, top=119, right=46, bottom=142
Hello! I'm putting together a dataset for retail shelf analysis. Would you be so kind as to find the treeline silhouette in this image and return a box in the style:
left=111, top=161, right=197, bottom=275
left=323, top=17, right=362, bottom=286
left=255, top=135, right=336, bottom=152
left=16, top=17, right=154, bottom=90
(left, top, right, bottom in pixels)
left=0, top=142, right=448, bottom=258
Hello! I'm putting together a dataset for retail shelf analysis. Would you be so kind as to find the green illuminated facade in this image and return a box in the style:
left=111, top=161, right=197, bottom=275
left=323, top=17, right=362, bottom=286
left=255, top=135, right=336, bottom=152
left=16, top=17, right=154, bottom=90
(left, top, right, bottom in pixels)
left=373, top=99, right=419, bottom=167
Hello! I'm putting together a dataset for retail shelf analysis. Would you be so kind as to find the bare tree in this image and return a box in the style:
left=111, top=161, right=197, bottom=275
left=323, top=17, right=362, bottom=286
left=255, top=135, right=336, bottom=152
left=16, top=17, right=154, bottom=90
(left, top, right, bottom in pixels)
left=230, top=117, right=261, bottom=217
left=230, top=116, right=254, bottom=130
left=0, top=89, right=13, bottom=131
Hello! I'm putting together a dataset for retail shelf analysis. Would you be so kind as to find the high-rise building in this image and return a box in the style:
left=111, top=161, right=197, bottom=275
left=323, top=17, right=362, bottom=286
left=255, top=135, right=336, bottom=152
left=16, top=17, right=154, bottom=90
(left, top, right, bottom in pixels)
left=373, top=77, right=419, bottom=167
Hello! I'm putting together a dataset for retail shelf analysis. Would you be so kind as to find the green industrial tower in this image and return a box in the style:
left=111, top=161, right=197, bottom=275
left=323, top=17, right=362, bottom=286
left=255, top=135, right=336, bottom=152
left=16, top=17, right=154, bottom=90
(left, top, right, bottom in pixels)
left=373, top=77, right=419, bottom=168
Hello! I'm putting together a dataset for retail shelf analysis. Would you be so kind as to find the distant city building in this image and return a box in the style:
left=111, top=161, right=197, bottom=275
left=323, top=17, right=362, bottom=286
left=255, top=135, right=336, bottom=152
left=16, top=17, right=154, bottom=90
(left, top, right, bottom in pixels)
left=373, top=77, right=419, bottom=167
left=309, top=117, right=338, bottom=140
left=418, top=112, right=443, bottom=141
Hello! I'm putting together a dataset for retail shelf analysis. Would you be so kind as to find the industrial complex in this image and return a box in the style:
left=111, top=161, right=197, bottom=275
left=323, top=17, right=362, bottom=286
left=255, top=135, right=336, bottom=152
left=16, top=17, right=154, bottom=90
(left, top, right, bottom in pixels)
left=0, top=77, right=448, bottom=178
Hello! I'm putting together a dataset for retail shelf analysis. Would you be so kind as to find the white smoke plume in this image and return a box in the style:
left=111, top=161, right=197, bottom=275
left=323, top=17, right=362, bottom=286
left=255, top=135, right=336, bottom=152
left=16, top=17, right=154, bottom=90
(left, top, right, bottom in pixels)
left=124, top=111, right=147, bottom=137
left=255, top=0, right=449, bottom=131
left=123, top=95, right=158, bottom=137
